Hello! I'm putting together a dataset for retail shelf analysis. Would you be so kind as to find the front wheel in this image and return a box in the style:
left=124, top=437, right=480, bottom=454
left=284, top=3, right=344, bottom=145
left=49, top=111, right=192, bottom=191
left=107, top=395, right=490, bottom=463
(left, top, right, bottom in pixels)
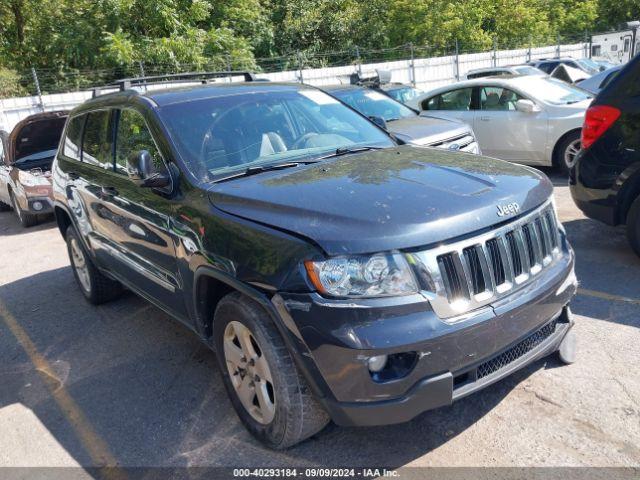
left=554, top=131, right=582, bottom=174
left=10, top=192, right=38, bottom=228
left=65, top=226, right=123, bottom=304
left=214, top=292, right=329, bottom=449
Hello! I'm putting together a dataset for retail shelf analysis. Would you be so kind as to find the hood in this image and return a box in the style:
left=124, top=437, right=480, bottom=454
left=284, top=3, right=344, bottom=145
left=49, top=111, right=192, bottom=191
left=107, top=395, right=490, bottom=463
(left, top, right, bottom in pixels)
left=208, top=146, right=553, bottom=256
left=7, top=111, right=67, bottom=165
left=387, top=115, right=471, bottom=146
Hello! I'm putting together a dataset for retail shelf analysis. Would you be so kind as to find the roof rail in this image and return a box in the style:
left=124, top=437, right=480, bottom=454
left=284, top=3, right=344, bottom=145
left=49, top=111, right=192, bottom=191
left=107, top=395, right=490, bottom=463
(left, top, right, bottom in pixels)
left=91, top=71, right=258, bottom=98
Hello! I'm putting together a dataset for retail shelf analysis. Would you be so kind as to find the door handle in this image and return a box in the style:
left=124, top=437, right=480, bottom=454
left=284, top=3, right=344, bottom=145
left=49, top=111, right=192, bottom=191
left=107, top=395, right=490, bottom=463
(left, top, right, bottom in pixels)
left=479, top=116, right=490, bottom=121
left=101, top=186, right=118, bottom=197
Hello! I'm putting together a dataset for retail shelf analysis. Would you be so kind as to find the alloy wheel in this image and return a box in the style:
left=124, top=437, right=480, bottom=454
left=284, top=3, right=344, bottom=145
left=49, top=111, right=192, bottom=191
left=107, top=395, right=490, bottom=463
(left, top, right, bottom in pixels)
left=69, top=237, right=91, bottom=293
left=223, top=320, right=276, bottom=424
left=564, top=138, right=581, bottom=170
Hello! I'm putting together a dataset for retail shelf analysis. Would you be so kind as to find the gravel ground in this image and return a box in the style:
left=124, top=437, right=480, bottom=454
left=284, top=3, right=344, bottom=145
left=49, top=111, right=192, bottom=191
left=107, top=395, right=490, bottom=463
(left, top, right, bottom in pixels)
left=0, top=170, right=638, bottom=472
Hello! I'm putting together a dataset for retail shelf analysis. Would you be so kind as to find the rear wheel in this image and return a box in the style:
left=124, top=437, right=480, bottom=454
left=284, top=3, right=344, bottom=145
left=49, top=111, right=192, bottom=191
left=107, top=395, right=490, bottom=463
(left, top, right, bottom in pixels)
left=554, top=131, right=582, bottom=174
left=214, top=292, right=329, bottom=449
left=10, top=191, right=38, bottom=227
left=65, top=226, right=123, bottom=304
left=626, top=196, right=640, bottom=257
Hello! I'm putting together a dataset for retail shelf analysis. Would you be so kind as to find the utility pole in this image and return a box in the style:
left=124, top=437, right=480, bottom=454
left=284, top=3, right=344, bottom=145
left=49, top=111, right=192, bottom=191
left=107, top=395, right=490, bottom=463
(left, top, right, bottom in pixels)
left=31, top=67, right=44, bottom=112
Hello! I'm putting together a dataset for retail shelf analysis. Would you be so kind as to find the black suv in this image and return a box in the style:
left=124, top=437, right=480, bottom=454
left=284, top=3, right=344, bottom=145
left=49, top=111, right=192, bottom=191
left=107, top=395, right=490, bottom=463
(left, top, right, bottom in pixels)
left=52, top=72, right=577, bottom=449
left=570, top=55, right=640, bottom=255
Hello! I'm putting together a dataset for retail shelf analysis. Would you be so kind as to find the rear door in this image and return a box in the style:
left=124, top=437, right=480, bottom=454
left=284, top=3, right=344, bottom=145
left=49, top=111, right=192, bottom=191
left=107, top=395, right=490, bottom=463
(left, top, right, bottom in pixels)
left=471, top=85, right=548, bottom=162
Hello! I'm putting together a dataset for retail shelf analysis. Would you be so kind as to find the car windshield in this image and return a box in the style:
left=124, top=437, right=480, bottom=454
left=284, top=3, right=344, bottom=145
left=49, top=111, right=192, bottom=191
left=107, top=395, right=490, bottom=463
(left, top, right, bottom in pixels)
left=514, top=66, right=545, bottom=75
left=330, top=88, right=416, bottom=122
left=386, top=86, right=424, bottom=104
left=530, top=78, right=593, bottom=104
left=159, top=88, right=394, bottom=181
left=575, top=58, right=601, bottom=74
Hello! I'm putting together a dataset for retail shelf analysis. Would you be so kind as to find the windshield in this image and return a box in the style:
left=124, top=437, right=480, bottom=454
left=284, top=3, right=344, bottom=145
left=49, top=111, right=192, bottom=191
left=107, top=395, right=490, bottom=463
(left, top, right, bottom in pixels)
left=532, top=78, right=593, bottom=105
left=575, top=58, right=601, bottom=74
left=329, top=88, right=416, bottom=122
left=159, top=88, right=394, bottom=181
left=386, top=86, right=424, bottom=104
left=514, top=66, right=545, bottom=75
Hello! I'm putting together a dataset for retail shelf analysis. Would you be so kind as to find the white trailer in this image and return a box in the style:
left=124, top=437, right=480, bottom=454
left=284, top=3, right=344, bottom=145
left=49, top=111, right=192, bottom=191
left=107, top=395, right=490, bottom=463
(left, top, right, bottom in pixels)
left=590, top=21, right=640, bottom=64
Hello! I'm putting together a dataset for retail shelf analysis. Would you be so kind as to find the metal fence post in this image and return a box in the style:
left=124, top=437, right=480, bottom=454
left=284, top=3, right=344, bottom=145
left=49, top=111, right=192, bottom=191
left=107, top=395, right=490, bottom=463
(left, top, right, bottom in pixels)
left=492, top=38, right=497, bottom=67
left=355, top=46, right=362, bottom=76
left=454, top=39, right=460, bottom=81
left=556, top=34, right=561, bottom=58
left=297, top=52, right=304, bottom=83
left=527, top=37, right=532, bottom=62
left=31, top=67, right=44, bottom=111
left=409, top=43, right=416, bottom=86
left=584, top=31, right=590, bottom=58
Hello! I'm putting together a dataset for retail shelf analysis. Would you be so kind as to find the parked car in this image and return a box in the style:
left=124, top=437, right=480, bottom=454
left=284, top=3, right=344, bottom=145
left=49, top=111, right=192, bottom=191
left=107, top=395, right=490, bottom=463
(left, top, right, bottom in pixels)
left=412, top=75, right=593, bottom=172
left=323, top=84, right=480, bottom=153
left=528, top=57, right=601, bottom=75
left=576, top=65, right=623, bottom=94
left=0, top=111, right=68, bottom=227
left=52, top=73, right=577, bottom=449
left=570, top=55, right=640, bottom=255
left=349, top=70, right=425, bottom=106
left=464, top=65, right=546, bottom=79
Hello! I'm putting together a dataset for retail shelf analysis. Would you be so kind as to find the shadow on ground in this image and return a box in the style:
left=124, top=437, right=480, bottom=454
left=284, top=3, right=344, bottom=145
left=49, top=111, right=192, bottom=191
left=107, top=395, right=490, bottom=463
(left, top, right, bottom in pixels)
left=0, top=265, right=556, bottom=468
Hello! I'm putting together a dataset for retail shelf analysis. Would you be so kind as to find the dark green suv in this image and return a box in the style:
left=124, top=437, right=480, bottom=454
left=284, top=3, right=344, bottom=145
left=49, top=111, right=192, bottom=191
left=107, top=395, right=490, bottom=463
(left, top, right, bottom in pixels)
left=52, top=73, right=577, bottom=449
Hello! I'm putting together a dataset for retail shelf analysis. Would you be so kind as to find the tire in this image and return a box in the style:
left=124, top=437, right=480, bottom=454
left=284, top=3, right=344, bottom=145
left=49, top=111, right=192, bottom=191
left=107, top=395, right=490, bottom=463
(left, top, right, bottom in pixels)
left=554, top=130, right=582, bottom=175
left=626, top=195, right=640, bottom=257
left=214, top=292, right=329, bottom=449
left=0, top=200, right=10, bottom=212
left=10, top=191, right=38, bottom=228
left=65, top=226, right=123, bottom=304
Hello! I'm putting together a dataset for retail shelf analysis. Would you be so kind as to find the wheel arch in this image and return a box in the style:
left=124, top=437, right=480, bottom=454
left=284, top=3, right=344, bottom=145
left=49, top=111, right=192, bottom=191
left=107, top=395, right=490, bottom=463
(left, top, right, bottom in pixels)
left=54, top=203, right=73, bottom=237
left=552, top=128, right=582, bottom=167
left=616, top=166, right=640, bottom=225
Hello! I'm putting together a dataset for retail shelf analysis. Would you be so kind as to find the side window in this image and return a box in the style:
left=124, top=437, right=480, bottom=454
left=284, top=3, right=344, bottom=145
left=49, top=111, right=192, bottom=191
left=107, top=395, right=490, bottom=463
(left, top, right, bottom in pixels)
left=591, top=45, right=601, bottom=57
left=480, top=86, right=523, bottom=111
left=115, top=109, right=167, bottom=177
left=63, top=115, right=85, bottom=161
left=82, top=110, right=113, bottom=169
left=424, top=88, right=473, bottom=111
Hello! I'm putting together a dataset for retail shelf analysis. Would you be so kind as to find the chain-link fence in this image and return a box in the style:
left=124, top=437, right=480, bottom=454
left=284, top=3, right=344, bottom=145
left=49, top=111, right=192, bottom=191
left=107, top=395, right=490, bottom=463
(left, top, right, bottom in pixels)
left=0, top=34, right=592, bottom=132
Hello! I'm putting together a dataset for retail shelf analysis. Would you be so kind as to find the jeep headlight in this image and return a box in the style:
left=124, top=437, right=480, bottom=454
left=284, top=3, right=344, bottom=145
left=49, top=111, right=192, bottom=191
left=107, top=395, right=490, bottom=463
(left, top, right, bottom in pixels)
left=304, top=252, right=418, bottom=298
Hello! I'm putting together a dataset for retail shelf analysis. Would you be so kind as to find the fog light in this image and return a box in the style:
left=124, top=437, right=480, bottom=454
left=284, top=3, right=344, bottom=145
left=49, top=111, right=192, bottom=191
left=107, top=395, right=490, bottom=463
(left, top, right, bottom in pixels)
left=367, top=355, right=388, bottom=373
left=32, top=201, right=43, bottom=211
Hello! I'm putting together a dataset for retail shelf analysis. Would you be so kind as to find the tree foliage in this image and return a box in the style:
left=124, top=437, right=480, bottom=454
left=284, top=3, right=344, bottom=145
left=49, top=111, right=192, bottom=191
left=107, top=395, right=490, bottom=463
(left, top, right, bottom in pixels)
left=0, top=0, right=637, bottom=94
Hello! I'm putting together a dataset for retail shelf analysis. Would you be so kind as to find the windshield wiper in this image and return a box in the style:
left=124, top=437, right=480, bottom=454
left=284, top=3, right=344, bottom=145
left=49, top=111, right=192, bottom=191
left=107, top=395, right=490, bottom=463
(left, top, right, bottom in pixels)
left=315, top=146, right=384, bottom=161
left=213, top=161, right=317, bottom=183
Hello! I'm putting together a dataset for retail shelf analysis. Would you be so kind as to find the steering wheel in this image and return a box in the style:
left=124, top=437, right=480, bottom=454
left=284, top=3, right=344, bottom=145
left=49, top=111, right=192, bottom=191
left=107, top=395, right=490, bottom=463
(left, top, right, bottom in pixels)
left=290, top=132, right=319, bottom=150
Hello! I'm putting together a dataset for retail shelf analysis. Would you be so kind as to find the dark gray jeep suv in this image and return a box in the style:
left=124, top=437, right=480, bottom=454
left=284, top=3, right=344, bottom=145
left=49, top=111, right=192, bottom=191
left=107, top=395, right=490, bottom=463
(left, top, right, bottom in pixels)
left=51, top=73, right=577, bottom=449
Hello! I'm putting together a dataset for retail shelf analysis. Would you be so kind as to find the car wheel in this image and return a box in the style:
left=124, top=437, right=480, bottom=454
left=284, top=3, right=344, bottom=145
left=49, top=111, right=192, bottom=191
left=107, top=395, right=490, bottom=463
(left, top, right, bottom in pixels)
left=10, top=191, right=38, bottom=228
left=0, top=199, right=11, bottom=212
left=626, top=195, right=640, bottom=257
left=554, top=131, right=582, bottom=174
left=214, top=292, right=329, bottom=449
left=65, top=226, right=123, bottom=304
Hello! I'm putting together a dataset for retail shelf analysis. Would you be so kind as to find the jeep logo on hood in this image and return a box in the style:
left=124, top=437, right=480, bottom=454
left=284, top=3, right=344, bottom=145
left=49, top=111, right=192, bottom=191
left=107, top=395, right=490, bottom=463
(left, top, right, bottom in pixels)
left=497, top=202, right=520, bottom=217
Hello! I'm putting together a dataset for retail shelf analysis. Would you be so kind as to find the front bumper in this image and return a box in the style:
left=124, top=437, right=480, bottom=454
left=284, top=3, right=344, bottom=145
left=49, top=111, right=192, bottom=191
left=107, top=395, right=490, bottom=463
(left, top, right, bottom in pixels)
left=274, top=248, right=576, bottom=427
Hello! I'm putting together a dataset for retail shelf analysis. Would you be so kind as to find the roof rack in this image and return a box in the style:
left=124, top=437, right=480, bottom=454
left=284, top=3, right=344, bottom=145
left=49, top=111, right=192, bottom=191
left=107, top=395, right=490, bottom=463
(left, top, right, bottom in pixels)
left=91, top=71, right=259, bottom=98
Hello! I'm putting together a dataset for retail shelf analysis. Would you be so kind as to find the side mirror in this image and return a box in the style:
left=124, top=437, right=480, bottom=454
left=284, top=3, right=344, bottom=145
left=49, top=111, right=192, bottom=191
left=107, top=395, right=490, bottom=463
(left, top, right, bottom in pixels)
left=515, top=99, right=540, bottom=114
left=368, top=115, right=388, bottom=130
left=127, top=150, right=171, bottom=189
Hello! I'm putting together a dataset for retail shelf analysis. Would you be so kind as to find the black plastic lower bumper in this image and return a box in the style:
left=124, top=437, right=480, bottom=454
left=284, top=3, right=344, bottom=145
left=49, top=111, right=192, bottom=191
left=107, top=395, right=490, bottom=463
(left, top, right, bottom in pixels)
left=322, top=307, right=573, bottom=427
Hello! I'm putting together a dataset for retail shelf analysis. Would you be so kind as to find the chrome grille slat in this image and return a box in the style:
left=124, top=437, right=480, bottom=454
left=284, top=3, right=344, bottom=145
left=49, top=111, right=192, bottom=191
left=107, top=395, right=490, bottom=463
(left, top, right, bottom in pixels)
left=412, top=201, right=563, bottom=321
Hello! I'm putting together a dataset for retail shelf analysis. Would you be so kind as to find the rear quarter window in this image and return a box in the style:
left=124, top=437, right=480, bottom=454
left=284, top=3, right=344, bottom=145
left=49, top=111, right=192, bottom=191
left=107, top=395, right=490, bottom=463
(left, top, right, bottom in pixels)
left=63, top=115, right=84, bottom=161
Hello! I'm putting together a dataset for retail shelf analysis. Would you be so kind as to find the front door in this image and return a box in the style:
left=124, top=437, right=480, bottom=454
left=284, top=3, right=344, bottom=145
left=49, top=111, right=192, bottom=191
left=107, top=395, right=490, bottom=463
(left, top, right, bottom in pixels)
left=472, top=85, right=548, bottom=163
